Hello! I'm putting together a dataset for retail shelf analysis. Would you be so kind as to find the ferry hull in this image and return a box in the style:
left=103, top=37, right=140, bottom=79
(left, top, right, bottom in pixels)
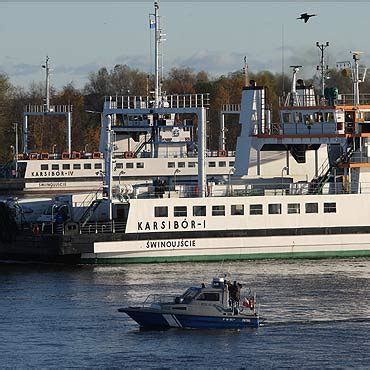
left=80, top=232, right=370, bottom=264
left=119, top=308, right=259, bottom=329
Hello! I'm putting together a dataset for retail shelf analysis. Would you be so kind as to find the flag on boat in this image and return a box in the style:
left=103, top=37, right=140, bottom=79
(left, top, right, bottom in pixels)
left=149, top=18, right=156, bottom=29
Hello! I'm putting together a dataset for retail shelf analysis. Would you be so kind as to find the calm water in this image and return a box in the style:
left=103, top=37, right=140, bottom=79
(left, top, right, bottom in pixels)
left=1, top=259, right=370, bottom=368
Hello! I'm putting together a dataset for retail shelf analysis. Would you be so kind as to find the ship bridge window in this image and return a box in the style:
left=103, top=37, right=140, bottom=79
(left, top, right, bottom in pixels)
left=115, top=163, right=123, bottom=169
left=212, top=205, right=225, bottom=216
left=174, top=206, right=187, bottom=217
left=155, top=206, right=168, bottom=217
left=305, top=203, right=318, bottom=214
left=294, top=112, right=302, bottom=123
left=168, top=162, right=175, bottom=168
left=178, top=162, right=185, bottom=168
left=231, top=204, right=244, bottom=215
left=62, top=164, right=70, bottom=170
left=188, top=162, right=196, bottom=168
left=282, top=112, right=291, bottom=123
left=303, top=114, right=313, bottom=125
left=324, top=112, right=335, bottom=122
left=196, top=292, right=220, bottom=302
left=229, top=162, right=235, bottom=167
left=314, top=112, right=324, bottom=123
left=136, top=162, right=144, bottom=169
left=52, top=164, right=59, bottom=170
left=268, top=204, right=282, bottom=215
left=41, top=164, right=48, bottom=171
left=288, top=203, right=300, bottom=214
left=219, top=161, right=226, bottom=167
left=73, top=163, right=81, bottom=170
left=209, top=162, right=216, bottom=168
left=126, top=163, right=134, bottom=169
left=94, top=163, right=102, bottom=170
left=193, top=206, right=206, bottom=216
left=250, top=204, right=263, bottom=215
left=84, top=163, right=92, bottom=170
left=324, top=202, right=336, bottom=213
left=363, top=112, right=370, bottom=122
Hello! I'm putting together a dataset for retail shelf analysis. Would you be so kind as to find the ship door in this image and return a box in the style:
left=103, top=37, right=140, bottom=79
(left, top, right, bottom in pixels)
left=115, top=204, right=130, bottom=221
left=344, top=111, right=355, bottom=134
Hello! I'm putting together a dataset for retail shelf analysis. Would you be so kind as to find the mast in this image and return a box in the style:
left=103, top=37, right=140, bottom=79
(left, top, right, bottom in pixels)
left=42, top=56, right=50, bottom=112
left=289, top=65, right=302, bottom=106
left=352, top=51, right=362, bottom=106
left=154, top=2, right=160, bottom=108
left=243, top=56, right=249, bottom=87
left=316, top=42, right=329, bottom=97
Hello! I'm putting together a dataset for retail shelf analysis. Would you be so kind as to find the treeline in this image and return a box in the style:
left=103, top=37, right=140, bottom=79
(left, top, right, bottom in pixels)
left=0, top=64, right=359, bottom=162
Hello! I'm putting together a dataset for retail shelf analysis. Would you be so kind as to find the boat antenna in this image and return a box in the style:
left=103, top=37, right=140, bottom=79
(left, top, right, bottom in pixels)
left=42, top=55, right=50, bottom=112
left=316, top=41, right=329, bottom=97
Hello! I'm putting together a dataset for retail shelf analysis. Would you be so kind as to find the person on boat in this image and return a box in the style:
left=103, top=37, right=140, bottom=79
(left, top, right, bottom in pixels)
left=227, top=281, right=237, bottom=307
left=234, top=281, right=242, bottom=307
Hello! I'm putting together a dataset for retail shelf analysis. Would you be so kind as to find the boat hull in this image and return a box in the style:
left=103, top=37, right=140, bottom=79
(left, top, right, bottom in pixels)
left=119, top=307, right=259, bottom=329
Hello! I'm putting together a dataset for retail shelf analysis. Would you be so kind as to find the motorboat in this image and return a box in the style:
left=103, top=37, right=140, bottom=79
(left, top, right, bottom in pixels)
left=118, top=276, right=260, bottom=329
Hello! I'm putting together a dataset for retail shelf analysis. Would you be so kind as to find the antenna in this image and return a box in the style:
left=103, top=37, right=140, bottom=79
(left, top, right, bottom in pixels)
left=316, top=41, right=329, bottom=97
left=243, top=56, right=249, bottom=87
left=42, top=55, right=50, bottom=112
left=337, top=51, right=367, bottom=105
left=151, top=1, right=166, bottom=108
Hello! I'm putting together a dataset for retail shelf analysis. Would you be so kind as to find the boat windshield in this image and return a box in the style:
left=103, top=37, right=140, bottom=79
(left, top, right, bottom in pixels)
left=181, top=287, right=200, bottom=303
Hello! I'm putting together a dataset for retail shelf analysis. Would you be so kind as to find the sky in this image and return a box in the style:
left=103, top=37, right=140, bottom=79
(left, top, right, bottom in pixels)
left=1, top=1, right=370, bottom=90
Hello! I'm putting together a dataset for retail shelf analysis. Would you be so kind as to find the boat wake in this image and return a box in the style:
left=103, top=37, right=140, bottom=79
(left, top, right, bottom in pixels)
left=261, top=317, right=370, bottom=327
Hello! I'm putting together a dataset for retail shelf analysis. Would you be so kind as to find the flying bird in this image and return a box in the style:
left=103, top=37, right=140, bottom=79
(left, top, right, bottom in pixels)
left=297, top=13, right=317, bottom=23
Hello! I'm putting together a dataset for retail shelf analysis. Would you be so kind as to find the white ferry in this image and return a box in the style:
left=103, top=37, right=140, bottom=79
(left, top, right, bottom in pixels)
left=10, top=45, right=366, bottom=264
left=3, top=3, right=370, bottom=265
left=2, top=3, right=239, bottom=195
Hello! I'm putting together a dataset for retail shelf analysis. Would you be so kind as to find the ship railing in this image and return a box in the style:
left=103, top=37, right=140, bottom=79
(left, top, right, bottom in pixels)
left=73, top=187, right=103, bottom=220
left=78, top=220, right=127, bottom=234
left=141, top=294, right=177, bottom=307
left=28, top=220, right=127, bottom=235
left=221, top=104, right=241, bottom=113
left=347, top=153, right=370, bottom=164
left=336, top=94, right=370, bottom=105
left=24, top=104, right=73, bottom=113
left=132, top=179, right=370, bottom=199
left=282, top=93, right=319, bottom=107
left=104, top=93, right=210, bottom=110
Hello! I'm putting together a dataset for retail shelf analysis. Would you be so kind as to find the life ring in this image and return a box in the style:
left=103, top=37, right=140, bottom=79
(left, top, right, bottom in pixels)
left=217, top=149, right=227, bottom=157
left=93, top=152, right=103, bottom=159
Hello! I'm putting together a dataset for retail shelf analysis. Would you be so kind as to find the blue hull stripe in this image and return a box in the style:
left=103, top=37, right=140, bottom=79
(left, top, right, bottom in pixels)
left=123, top=310, right=259, bottom=329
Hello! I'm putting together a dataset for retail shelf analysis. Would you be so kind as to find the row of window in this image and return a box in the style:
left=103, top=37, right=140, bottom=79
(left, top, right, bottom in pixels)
left=168, top=161, right=234, bottom=169
left=41, top=163, right=103, bottom=171
left=39, top=162, right=145, bottom=171
left=154, top=202, right=337, bottom=217
left=281, top=111, right=335, bottom=124
left=39, top=160, right=235, bottom=172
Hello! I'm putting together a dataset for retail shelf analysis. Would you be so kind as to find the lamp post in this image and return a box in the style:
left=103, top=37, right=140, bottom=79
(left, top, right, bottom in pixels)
left=228, top=167, right=235, bottom=196
left=281, top=166, right=288, bottom=195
